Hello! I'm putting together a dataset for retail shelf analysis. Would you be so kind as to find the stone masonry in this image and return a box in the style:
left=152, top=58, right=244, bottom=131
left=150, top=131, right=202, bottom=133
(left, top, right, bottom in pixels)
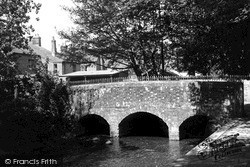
left=70, top=80, right=244, bottom=140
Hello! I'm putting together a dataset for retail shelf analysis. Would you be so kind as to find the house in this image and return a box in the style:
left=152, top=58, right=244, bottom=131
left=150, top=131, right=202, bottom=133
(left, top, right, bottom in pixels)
left=59, top=52, right=131, bottom=82
left=73, top=55, right=107, bottom=72
left=10, top=35, right=81, bottom=76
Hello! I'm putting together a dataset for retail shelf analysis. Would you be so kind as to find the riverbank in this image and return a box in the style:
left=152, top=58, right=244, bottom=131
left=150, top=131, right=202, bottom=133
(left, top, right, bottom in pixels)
left=171, top=117, right=250, bottom=167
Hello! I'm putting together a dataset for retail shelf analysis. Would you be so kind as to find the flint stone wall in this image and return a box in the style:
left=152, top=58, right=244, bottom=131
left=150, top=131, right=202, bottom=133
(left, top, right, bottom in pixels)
left=70, top=80, right=244, bottom=140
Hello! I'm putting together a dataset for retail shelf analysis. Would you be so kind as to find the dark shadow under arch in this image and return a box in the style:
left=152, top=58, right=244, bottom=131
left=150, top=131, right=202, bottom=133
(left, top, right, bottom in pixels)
left=179, top=115, right=213, bottom=140
left=79, top=114, right=110, bottom=136
left=119, top=112, right=169, bottom=137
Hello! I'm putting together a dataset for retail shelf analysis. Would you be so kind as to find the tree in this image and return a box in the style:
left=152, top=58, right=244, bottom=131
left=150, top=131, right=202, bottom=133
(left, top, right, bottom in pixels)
left=61, top=0, right=249, bottom=76
left=169, top=0, right=250, bottom=75
left=0, top=0, right=41, bottom=79
left=60, top=0, right=172, bottom=76
left=0, top=72, right=74, bottom=154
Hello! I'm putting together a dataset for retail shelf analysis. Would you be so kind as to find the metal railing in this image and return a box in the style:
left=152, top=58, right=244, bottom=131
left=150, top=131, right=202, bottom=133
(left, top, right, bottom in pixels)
left=68, top=75, right=250, bottom=86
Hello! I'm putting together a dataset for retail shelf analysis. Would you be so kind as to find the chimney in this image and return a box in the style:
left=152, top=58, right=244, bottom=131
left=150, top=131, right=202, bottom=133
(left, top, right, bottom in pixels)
left=32, top=34, right=41, bottom=46
left=51, top=36, right=57, bottom=56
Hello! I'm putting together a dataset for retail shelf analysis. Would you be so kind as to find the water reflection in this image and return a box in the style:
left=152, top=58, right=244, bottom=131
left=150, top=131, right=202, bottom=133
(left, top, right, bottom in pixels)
left=64, top=137, right=199, bottom=167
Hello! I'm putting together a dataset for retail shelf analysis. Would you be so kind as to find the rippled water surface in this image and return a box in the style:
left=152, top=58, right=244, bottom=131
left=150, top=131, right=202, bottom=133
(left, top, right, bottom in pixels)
left=64, top=137, right=200, bottom=167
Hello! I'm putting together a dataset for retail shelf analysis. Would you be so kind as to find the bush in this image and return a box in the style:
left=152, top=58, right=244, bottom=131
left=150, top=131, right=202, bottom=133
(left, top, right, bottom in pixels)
left=0, top=73, right=75, bottom=154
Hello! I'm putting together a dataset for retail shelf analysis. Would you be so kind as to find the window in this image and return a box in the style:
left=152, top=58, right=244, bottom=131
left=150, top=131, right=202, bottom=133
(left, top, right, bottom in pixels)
left=73, top=64, right=76, bottom=72
left=53, top=63, right=58, bottom=74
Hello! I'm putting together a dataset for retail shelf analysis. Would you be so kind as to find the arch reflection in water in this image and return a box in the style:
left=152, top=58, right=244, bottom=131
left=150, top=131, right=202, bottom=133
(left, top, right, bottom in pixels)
left=119, top=112, right=169, bottom=137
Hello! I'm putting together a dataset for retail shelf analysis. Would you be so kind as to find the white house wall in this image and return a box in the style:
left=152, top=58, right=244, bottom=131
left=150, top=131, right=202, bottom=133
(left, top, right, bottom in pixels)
left=47, top=62, right=53, bottom=74
left=57, top=63, right=63, bottom=76
left=47, top=62, right=62, bottom=75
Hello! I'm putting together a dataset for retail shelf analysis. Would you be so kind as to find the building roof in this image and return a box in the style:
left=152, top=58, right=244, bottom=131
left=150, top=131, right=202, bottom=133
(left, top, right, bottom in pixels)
left=167, top=69, right=202, bottom=77
left=10, top=43, right=64, bottom=63
left=29, top=44, right=64, bottom=63
left=60, top=69, right=126, bottom=77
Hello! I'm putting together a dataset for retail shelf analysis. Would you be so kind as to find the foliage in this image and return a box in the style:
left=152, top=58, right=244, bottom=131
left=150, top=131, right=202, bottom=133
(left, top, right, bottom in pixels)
left=188, top=81, right=243, bottom=129
left=0, top=73, right=74, bottom=154
left=0, top=0, right=41, bottom=79
left=60, top=0, right=250, bottom=76
left=59, top=0, right=172, bottom=76
left=70, top=87, right=101, bottom=118
left=170, top=0, right=250, bottom=75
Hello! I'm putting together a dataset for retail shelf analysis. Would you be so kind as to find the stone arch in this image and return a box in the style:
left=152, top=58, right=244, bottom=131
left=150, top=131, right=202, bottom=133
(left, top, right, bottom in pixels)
left=179, top=115, right=213, bottom=140
left=118, top=110, right=170, bottom=127
left=79, top=114, right=110, bottom=136
left=118, top=111, right=169, bottom=137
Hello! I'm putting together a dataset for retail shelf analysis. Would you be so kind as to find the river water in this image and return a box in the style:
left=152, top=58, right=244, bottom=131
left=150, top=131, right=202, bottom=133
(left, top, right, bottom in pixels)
left=64, top=137, right=200, bottom=167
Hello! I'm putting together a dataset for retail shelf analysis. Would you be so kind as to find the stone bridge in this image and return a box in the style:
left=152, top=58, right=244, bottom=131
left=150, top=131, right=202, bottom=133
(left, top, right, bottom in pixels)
left=70, top=80, right=244, bottom=140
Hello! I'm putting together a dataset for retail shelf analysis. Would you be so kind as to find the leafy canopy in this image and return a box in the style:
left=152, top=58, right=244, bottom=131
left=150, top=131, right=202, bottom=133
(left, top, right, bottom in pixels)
left=170, top=0, right=250, bottom=75
left=61, top=0, right=250, bottom=76
left=60, top=0, right=172, bottom=76
left=0, top=0, right=41, bottom=78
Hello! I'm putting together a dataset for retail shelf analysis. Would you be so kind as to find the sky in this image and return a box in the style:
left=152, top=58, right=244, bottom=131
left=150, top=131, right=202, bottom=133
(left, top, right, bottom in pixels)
left=29, top=0, right=75, bottom=52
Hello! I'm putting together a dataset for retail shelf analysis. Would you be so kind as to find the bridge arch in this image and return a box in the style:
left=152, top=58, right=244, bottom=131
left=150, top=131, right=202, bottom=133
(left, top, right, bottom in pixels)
left=179, top=115, right=214, bottom=140
left=79, top=114, right=110, bottom=136
left=119, top=111, right=169, bottom=137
